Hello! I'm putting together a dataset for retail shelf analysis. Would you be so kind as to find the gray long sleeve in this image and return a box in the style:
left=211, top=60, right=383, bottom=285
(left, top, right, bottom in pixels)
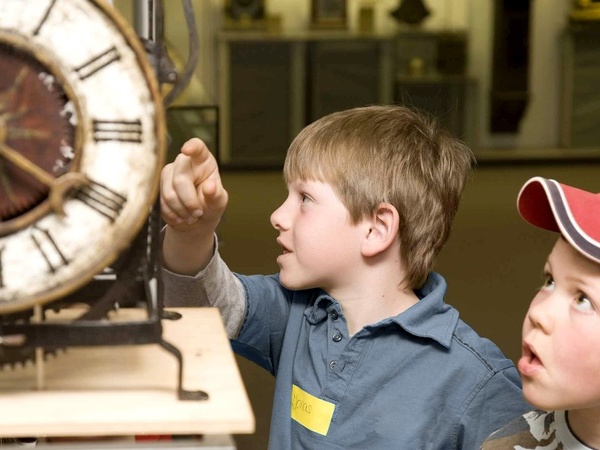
left=161, top=239, right=246, bottom=339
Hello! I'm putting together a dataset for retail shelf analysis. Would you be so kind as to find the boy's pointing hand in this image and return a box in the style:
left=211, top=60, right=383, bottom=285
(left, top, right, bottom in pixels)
left=160, top=138, right=228, bottom=231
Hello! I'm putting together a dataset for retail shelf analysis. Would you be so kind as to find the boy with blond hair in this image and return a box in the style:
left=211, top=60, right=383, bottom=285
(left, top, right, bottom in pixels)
left=482, top=177, right=600, bottom=449
left=160, top=105, right=530, bottom=449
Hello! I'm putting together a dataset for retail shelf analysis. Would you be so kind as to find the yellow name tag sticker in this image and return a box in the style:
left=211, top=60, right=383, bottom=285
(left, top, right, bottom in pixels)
left=291, top=384, right=336, bottom=436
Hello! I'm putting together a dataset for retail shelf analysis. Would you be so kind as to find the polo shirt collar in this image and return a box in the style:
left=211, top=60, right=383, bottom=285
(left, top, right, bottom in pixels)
left=386, top=272, right=458, bottom=349
left=305, top=293, right=335, bottom=324
left=305, top=272, right=458, bottom=349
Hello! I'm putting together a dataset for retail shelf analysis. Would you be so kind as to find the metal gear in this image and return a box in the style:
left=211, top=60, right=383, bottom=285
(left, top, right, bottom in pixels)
left=0, top=346, right=62, bottom=370
left=0, top=217, right=153, bottom=369
left=0, top=308, right=62, bottom=369
left=0, top=42, right=76, bottom=221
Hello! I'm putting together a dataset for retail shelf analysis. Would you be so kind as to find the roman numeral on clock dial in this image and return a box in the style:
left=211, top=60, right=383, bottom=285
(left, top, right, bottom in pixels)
left=76, top=180, right=126, bottom=222
left=74, top=46, right=121, bottom=80
left=30, top=226, right=69, bottom=274
left=33, top=0, right=58, bottom=36
left=93, top=119, right=143, bottom=143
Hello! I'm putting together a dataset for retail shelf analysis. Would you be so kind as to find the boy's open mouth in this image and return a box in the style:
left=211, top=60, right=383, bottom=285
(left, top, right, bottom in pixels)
left=277, top=239, right=291, bottom=254
left=518, top=341, right=543, bottom=376
left=523, top=343, right=539, bottom=363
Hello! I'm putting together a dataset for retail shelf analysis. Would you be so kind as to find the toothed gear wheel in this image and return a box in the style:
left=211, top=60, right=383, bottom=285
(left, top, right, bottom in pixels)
left=0, top=308, right=62, bottom=369
left=0, top=220, right=151, bottom=369
left=0, top=346, right=61, bottom=370
left=0, top=42, right=76, bottom=221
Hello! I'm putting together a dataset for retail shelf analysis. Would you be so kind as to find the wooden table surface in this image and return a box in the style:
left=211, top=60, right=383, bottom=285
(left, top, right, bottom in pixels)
left=0, top=307, right=255, bottom=438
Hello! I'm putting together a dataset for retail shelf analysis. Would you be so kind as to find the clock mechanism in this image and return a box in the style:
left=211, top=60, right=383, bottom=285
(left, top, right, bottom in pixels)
left=0, top=44, right=75, bottom=224
left=0, top=0, right=204, bottom=400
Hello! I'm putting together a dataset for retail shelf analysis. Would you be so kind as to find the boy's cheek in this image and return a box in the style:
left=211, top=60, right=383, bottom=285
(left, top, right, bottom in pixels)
left=563, top=339, right=600, bottom=384
left=553, top=337, right=596, bottom=382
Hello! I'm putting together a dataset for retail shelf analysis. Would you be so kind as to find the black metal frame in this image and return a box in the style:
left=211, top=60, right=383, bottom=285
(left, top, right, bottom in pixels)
left=0, top=201, right=208, bottom=401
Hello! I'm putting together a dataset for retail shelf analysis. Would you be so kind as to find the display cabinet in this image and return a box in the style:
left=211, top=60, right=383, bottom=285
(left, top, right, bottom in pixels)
left=217, top=29, right=474, bottom=168
left=395, top=73, right=477, bottom=144
left=307, top=38, right=394, bottom=121
left=560, top=23, right=600, bottom=148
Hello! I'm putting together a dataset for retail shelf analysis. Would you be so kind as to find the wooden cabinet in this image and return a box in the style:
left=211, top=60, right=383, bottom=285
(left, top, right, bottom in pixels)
left=560, top=23, right=600, bottom=148
left=307, top=39, right=393, bottom=121
left=217, top=31, right=393, bottom=168
left=223, top=39, right=303, bottom=168
left=395, top=73, right=477, bottom=144
left=217, top=30, right=474, bottom=168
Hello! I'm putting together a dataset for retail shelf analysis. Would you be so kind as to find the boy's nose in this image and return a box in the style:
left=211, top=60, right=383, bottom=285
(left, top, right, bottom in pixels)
left=270, top=202, right=288, bottom=231
left=525, top=294, right=555, bottom=334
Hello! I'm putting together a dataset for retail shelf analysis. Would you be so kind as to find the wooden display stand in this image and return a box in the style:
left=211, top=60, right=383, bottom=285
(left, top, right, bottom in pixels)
left=0, top=308, right=254, bottom=445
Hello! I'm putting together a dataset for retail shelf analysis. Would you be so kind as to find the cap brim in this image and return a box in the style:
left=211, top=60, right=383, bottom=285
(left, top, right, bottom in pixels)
left=517, top=176, right=600, bottom=264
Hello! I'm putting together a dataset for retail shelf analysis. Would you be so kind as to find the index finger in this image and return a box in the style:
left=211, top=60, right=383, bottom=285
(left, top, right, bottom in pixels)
left=181, top=138, right=214, bottom=165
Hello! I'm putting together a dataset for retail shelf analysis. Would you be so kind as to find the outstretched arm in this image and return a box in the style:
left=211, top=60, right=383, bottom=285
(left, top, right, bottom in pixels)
left=160, top=139, right=245, bottom=337
left=160, top=138, right=228, bottom=275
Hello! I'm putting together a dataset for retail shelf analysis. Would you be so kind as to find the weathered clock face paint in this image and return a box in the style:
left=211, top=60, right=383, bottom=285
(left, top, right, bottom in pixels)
left=0, top=0, right=166, bottom=312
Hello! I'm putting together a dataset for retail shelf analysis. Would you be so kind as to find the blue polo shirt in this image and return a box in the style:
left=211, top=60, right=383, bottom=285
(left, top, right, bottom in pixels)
left=231, top=272, right=530, bottom=449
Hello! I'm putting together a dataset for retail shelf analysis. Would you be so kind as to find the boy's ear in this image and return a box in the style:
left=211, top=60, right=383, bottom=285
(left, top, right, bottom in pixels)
left=361, top=203, right=399, bottom=257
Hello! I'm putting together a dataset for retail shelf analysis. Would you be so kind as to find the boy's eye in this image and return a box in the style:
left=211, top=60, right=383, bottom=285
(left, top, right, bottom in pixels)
left=542, top=273, right=555, bottom=290
left=574, top=294, right=594, bottom=312
left=300, top=193, right=311, bottom=203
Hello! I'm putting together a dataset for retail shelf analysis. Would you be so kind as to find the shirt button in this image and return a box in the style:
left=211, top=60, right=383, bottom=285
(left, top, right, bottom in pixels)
left=331, top=311, right=339, bottom=320
left=329, top=360, right=337, bottom=370
left=332, top=333, right=342, bottom=342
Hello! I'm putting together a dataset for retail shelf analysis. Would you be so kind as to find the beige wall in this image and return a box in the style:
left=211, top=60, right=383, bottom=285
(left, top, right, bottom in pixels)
left=115, top=1, right=574, bottom=149
left=218, top=161, right=600, bottom=449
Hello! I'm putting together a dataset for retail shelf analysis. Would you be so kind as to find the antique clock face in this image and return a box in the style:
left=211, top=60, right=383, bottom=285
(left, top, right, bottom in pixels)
left=0, top=0, right=166, bottom=313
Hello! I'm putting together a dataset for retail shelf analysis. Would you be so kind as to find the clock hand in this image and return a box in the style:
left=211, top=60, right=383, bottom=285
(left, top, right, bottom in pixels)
left=0, top=157, right=19, bottom=206
left=0, top=142, right=88, bottom=216
left=0, top=141, right=55, bottom=186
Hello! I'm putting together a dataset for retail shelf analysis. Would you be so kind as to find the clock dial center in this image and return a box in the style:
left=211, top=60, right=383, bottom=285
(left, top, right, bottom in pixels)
left=0, top=42, right=77, bottom=223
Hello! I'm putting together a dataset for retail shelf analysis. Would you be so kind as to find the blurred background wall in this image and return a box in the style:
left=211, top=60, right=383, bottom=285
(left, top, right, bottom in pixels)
left=115, top=0, right=573, bottom=150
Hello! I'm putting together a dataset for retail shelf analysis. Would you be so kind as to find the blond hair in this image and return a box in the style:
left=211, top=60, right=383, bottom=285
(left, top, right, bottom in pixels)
left=283, top=105, right=476, bottom=288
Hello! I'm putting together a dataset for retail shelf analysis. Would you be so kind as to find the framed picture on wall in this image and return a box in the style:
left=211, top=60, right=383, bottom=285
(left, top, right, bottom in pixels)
left=311, top=0, right=347, bottom=28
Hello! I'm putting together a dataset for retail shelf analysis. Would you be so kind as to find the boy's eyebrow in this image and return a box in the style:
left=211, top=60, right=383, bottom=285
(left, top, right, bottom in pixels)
left=292, top=178, right=315, bottom=188
left=540, top=264, right=551, bottom=279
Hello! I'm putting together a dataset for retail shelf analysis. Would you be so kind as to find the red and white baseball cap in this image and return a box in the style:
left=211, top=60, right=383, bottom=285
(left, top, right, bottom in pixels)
left=517, top=176, right=600, bottom=264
